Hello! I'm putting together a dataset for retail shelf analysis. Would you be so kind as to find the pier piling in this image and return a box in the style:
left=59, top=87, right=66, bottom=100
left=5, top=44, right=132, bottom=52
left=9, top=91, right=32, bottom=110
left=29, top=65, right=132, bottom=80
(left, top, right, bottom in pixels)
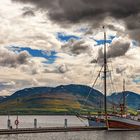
left=34, top=119, right=37, bottom=128
left=7, top=119, right=11, bottom=129
left=64, top=119, right=67, bottom=128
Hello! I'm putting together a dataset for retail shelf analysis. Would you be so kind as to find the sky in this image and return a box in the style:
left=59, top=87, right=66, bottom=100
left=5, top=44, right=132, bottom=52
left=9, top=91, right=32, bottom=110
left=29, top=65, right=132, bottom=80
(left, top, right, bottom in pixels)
left=0, top=0, right=140, bottom=95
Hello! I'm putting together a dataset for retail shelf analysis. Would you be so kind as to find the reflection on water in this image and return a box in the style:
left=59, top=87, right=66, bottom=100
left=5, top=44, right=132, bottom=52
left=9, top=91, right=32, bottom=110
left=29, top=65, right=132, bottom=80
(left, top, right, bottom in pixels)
left=0, top=131, right=140, bottom=140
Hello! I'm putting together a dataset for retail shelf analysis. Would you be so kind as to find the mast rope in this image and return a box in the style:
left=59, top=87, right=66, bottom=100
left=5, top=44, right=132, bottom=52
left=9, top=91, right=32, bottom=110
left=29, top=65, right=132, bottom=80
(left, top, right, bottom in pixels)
left=76, top=116, right=88, bottom=126
left=78, top=65, right=104, bottom=115
left=109, top=59, right=118, bottom=93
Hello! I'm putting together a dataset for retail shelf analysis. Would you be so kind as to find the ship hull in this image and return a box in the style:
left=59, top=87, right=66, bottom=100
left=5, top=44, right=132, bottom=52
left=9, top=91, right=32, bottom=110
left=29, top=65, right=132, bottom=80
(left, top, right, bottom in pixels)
left=76, top=115, right=106, bottom=127
left=88, top=119, right=106, bottom=127
left=108, top=116, right=140, bottom=130
left=88, top=118, right=106, bottom=127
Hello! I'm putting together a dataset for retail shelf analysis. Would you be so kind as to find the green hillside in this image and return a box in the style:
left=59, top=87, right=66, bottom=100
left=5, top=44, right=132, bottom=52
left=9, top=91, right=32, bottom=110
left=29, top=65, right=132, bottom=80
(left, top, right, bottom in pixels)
left=0, top=84, right=139, bottom=115
left=0, top=85, right=105, bottom=115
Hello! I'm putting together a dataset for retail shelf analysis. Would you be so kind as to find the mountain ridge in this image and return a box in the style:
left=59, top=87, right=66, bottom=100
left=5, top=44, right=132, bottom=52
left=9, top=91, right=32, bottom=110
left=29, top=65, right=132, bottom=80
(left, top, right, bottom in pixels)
left=0, top=84, right=139, bottom=115
left=108, top=91, right=140, bottom=109
left=0, top=84, right=104, bottom=115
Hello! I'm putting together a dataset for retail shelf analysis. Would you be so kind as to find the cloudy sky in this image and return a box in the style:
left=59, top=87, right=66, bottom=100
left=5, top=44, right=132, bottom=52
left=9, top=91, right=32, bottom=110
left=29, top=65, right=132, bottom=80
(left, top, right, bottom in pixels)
left=0, top=0, right=140, bottom=95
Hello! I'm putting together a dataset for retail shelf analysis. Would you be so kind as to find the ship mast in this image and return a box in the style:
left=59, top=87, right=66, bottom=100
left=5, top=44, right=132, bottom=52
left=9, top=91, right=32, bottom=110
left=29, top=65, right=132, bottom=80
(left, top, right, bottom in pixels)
left=120, top=79, right=126, bottom=116
left=103, top=26, right=107, bottom=121
left=123, top=79, right=126, bottom=114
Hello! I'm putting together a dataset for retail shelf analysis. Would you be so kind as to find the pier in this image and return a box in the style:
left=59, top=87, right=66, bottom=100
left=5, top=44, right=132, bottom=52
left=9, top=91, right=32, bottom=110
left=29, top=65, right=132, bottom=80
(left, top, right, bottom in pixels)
left=0, top=126, right=107, bottom=135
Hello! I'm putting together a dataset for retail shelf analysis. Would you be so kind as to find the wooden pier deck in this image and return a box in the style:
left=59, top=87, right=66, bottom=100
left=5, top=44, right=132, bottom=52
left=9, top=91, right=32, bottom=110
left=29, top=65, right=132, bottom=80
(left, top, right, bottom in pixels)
left=0, top=126, right=107, bottom=135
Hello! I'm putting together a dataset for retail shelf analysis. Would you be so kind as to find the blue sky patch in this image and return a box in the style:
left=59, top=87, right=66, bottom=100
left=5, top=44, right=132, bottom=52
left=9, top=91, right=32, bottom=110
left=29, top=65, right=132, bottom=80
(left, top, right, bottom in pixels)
left=57, top=32, right=80, bottom=42
left=94, top=39, right=112, bottom=46
left=94, top=35, right=115, bottom=46
left=132, top=40, right=139, bottom=47
left=8, top=46, right=58, bottom=64
left=94, top=36, right=116, bottom=46
left=133, top=77, right=140, bottom=84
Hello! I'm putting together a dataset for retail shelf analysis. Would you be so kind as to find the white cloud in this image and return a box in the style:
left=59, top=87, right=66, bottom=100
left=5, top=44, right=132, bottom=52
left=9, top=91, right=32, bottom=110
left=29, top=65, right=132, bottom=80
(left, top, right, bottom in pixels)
left=0, top=0, right=139, bottom=96
left=0, top=0, right=61, bottom=51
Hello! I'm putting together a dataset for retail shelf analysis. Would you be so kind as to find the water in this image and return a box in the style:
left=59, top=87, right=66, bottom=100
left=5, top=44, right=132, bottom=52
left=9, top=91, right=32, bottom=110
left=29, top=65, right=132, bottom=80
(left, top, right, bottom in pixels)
left=0, top=131, right=140, bottom=140
left=0, top=115, right=87, bottom=129
left=0, top=115, right=139, bottom=140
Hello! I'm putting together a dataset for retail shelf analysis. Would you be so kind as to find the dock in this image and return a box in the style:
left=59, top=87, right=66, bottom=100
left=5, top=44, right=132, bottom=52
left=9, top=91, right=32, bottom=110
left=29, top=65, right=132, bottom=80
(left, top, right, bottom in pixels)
left=0, top=126, right=107, bottom=135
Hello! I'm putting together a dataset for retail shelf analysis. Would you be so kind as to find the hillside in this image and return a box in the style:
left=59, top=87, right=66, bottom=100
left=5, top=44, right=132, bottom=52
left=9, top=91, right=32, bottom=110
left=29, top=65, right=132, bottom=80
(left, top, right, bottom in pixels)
left=0, top=85, right=139, bottom=115
left=108, top=91, right=140, bottom=110
left=0, top=84, right=105, bottom=115
left=0, top=96, right=8, bottom=101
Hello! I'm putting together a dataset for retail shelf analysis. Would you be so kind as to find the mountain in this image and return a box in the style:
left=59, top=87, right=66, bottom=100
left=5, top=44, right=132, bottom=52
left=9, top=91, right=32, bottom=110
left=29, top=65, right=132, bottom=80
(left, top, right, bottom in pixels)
left=0, top=84, right=105, bottom=115
left=108, top=91, right=140, bottom=110
left=0, top=85, right=139, bottom=115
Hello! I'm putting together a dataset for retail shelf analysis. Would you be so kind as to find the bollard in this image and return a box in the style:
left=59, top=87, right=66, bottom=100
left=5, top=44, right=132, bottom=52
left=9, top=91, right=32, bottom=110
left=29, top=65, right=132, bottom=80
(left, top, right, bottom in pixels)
left=64, top=118, right=67, bottom=128
left=34, top=118, right=37, bottom=128
left=7, top=119, right=11, bottom=129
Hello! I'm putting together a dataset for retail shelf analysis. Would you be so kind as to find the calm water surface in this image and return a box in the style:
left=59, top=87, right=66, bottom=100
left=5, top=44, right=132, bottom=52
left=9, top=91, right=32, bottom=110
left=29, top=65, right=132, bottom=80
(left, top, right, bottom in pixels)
left=0, top=115, right=87, bottom=129
left=0, top=131, right=140, bottom=140
left=0, top=116, right=139, bottom=140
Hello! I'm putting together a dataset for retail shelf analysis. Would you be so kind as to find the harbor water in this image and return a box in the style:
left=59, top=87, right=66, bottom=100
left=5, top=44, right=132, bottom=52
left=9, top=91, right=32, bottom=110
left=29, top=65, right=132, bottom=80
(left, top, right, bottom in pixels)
left=0, top=115, right=139, bottom=140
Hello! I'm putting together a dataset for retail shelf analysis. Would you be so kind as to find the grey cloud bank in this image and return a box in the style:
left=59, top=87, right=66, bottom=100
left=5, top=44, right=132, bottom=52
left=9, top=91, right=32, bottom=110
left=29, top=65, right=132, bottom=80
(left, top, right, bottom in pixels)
left=12, top=0, right=140, bottom=43
left=0, top=48, right=30, bottom=67
left=11, top=1, right=139, bottom=25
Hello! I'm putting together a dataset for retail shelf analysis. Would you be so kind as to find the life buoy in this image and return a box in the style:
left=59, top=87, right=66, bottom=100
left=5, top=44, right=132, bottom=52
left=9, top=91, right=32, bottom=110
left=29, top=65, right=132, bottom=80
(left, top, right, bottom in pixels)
left=15, top=119, right=19, bottom=125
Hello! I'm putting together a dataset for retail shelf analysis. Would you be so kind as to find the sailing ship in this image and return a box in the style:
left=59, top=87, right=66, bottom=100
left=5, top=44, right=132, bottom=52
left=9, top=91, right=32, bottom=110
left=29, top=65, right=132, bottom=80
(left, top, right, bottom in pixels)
left=78, top=26, right=140, bottom=130
left=88, top=27, right=140, bottom=130
left=87, top=26, right=140, bottom=130
left=102, top=27, right=140, bottom=130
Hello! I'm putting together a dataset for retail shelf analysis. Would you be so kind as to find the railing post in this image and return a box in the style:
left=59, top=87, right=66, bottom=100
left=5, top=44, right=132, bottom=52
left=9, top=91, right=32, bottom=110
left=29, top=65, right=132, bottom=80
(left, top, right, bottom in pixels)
left=7, top=119, right=11, bottom=129
left=34, top=118, right=37, bottom=128
left=64, top=118, right=67, bottom=128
